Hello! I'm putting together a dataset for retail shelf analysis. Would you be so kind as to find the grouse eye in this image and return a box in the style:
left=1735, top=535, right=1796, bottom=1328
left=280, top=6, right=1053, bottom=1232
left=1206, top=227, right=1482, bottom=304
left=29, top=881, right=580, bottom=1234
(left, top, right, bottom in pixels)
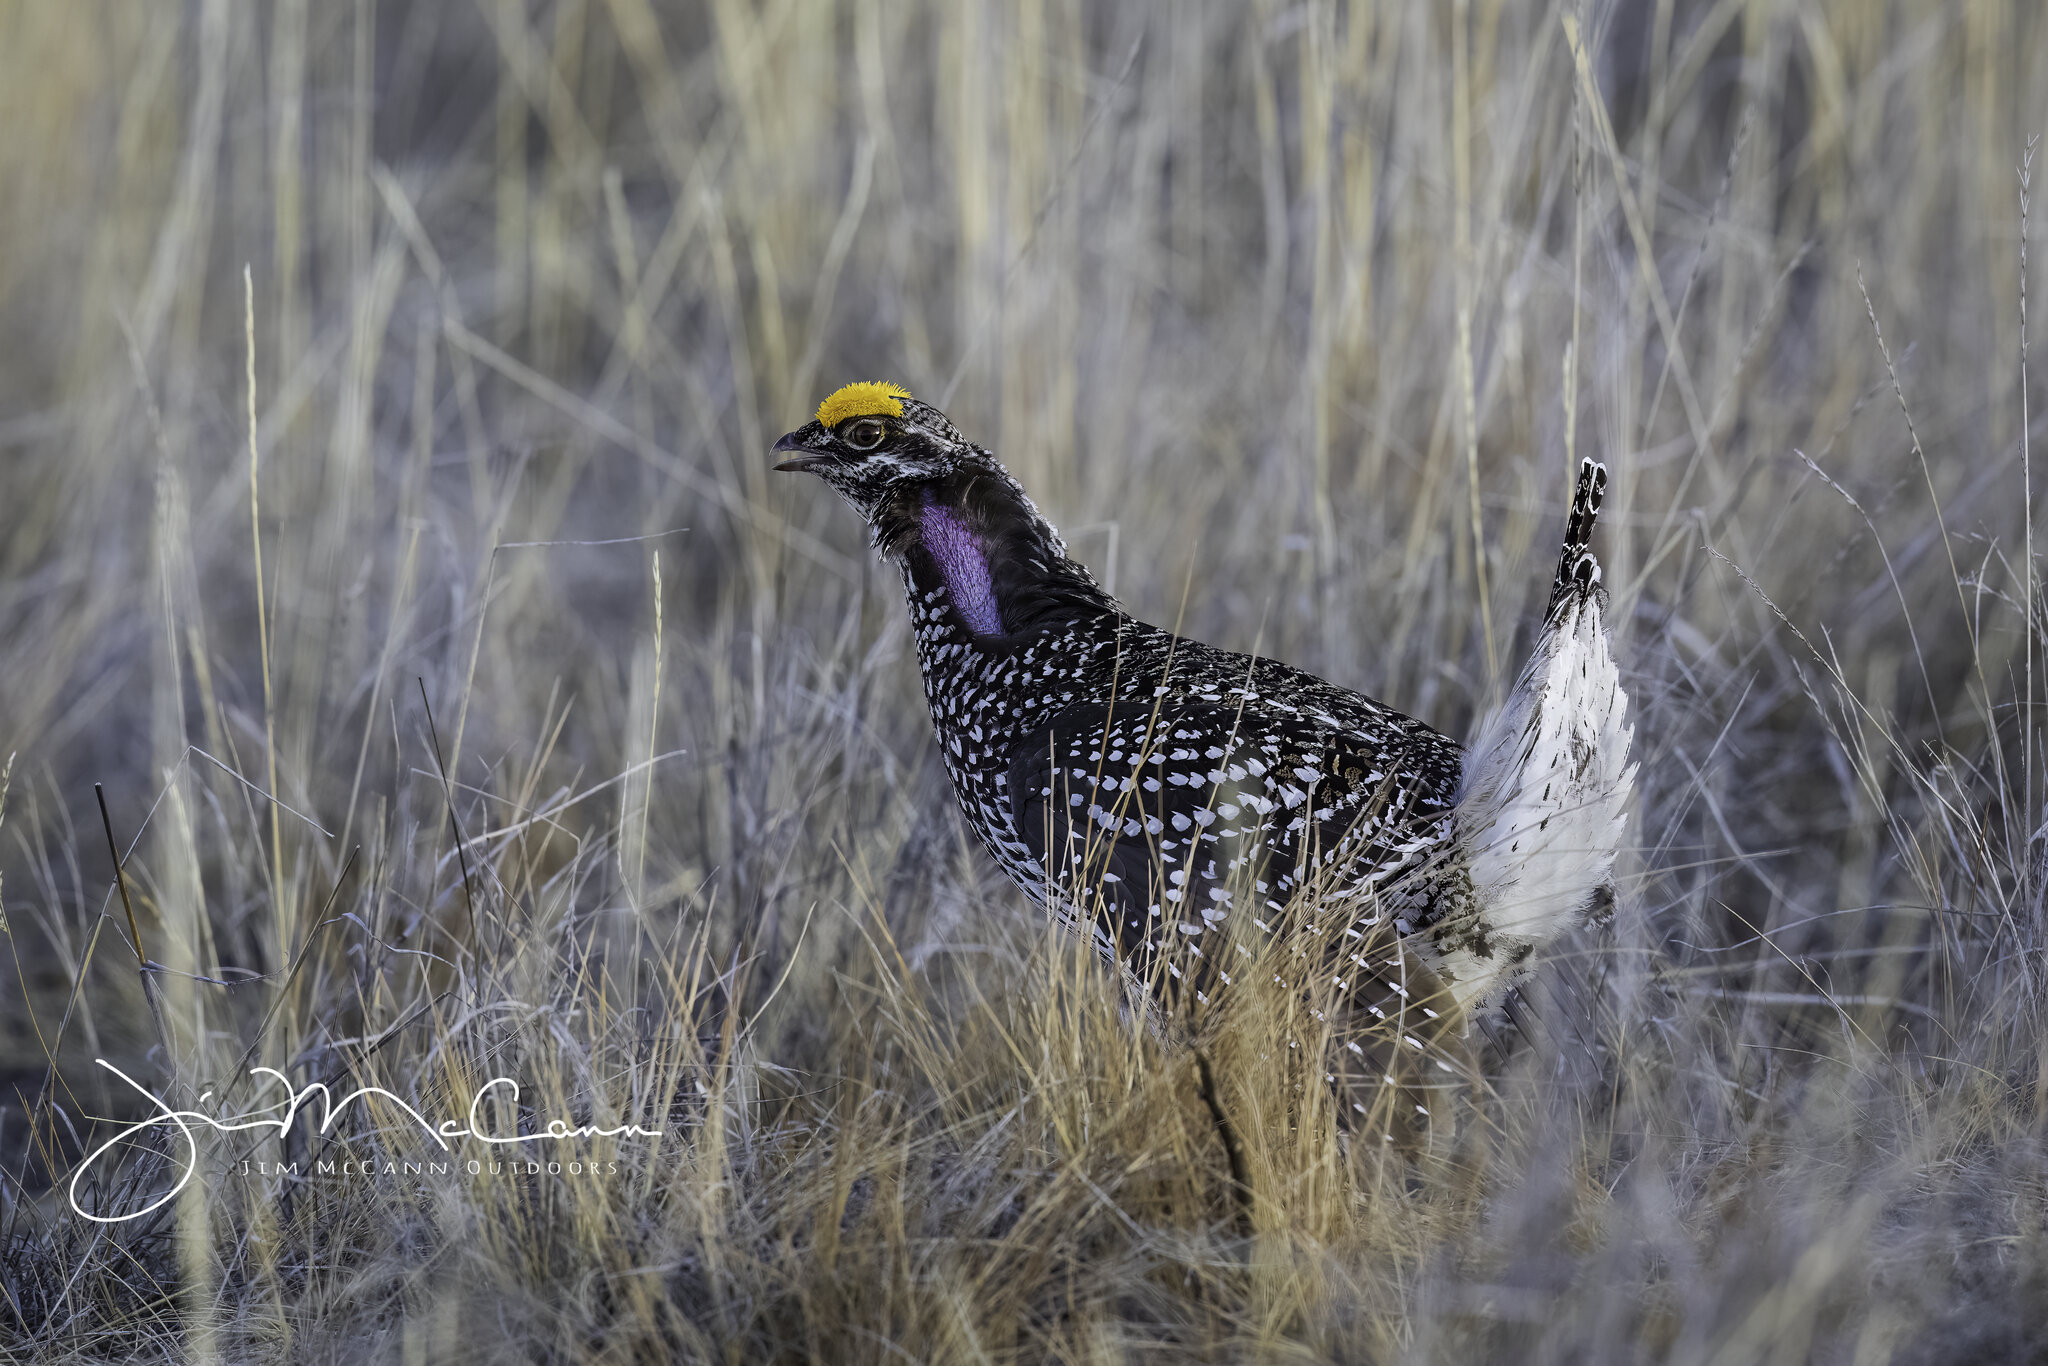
left=842, top=418, right=885, bottom=450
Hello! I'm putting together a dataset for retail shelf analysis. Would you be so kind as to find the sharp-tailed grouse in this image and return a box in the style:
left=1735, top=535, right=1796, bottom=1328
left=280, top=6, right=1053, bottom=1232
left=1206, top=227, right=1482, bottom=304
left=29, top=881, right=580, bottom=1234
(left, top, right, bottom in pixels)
left=775, top=381, right=1633, bottom=1138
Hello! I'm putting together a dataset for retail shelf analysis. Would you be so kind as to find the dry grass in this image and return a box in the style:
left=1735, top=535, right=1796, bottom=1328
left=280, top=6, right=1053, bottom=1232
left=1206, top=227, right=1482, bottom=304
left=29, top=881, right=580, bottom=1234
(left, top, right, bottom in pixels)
left=2, top=1, right=2046, bottom=1360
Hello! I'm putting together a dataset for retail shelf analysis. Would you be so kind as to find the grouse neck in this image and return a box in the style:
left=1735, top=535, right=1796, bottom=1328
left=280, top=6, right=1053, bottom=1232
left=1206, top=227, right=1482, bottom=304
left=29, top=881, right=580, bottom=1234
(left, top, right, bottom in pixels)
left=885, top=469, right=1117, bottom=645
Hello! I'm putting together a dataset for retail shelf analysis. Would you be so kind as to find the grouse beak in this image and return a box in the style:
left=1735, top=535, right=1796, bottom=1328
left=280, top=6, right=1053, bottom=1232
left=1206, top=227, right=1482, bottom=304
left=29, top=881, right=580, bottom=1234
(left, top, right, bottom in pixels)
left=772, top=430, right=832, bottom=473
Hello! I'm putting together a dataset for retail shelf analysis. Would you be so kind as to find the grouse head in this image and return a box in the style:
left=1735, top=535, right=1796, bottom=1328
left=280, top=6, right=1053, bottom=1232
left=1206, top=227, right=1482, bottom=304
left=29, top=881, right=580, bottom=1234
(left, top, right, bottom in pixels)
left=772, top=381, right=993, bottom=526
left=776, top=382, right=1115, bottom=634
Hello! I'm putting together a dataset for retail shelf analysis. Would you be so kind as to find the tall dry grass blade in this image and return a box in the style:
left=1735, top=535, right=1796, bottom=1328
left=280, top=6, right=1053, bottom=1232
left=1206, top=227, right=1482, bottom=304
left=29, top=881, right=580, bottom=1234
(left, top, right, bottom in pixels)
left=244, top=265, right=287, bottom=957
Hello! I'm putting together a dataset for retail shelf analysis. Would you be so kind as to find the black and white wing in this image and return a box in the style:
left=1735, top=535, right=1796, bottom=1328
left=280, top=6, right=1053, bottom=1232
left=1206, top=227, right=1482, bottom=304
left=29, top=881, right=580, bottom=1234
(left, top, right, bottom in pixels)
left=1004, top=695, right=1471, bottom=1139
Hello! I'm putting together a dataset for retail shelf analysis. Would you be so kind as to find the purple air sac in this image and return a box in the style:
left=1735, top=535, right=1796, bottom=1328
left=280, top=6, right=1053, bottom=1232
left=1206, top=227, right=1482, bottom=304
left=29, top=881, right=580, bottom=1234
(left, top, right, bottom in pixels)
left=919, top=501, right=1004, bottom=637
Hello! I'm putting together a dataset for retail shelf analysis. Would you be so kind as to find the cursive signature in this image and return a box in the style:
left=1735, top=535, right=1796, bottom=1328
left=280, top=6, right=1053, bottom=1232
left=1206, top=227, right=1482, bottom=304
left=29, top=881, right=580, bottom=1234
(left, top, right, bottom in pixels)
left=70, top=1059, right=663, bottom=1224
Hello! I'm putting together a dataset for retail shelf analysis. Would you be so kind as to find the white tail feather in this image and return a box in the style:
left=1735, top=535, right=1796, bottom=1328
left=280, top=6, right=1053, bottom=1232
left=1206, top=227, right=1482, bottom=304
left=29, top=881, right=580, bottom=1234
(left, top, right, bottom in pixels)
left=1430, top=464, right=1634, bottom=1009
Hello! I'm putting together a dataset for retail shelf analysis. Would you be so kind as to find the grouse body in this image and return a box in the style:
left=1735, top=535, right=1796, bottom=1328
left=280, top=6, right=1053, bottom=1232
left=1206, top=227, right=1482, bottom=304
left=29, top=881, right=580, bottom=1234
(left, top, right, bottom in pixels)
left=776, top=382, right=1633, bottom=1133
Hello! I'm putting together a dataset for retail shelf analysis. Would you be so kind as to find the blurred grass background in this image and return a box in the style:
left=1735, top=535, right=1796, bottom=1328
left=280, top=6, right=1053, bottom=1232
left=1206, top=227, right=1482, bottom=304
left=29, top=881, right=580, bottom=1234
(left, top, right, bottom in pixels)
left=2, top=0, right=2046, bottom=1360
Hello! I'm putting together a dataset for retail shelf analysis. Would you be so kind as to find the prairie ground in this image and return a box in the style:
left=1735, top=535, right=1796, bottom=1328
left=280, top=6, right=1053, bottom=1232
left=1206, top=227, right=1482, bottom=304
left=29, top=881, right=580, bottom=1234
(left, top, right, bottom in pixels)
left=3, top=2, right=2047, bottom=1361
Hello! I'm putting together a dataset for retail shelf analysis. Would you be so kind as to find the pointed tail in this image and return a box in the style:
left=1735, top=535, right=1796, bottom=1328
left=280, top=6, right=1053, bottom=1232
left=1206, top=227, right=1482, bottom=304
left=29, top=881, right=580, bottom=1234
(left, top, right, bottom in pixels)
left=1429, top=459, right=1635, bottom=1009
left=1547, top=455, right=1608, bottom=618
